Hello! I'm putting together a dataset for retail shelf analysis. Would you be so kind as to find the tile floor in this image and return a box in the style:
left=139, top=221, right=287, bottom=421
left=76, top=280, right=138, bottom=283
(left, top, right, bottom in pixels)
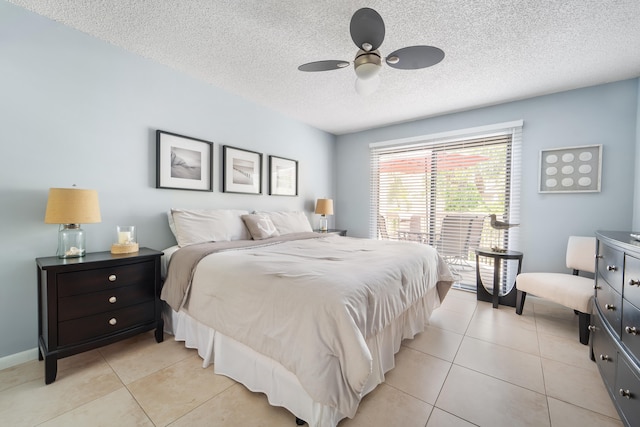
left=0, top=289, right=623, bottom=427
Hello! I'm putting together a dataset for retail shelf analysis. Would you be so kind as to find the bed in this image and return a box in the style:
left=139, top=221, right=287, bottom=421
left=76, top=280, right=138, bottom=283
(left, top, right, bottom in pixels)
left=160, top=209, right=454, bottom=427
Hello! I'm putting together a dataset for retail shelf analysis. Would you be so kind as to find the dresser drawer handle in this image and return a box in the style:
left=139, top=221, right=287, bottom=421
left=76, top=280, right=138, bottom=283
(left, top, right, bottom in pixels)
left=109, top=318, right=117, bottom=326
left=594, top=284, right=601, bottom=290
left=625, top=326, right=638, bottom=335
left=629, top=279, right=640, bottom=287
left=599, top=354, right=612, bottom=361
left=619, top=389, right=632, bottom=399
left=588, top=325, right=597, bottom=332
left=108, top=274, right=117, bottom=282
left=607, top=265, right=617, bottom=272
left=605, top=303, right=616, bottom=311
left=108, top=296, right=117, bottom=304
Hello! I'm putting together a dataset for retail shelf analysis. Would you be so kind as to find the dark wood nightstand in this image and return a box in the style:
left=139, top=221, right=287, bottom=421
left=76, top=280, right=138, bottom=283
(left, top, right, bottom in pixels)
left=36, top=248, right=164, bottom=384
left=314, top=229, right=347, bottom=236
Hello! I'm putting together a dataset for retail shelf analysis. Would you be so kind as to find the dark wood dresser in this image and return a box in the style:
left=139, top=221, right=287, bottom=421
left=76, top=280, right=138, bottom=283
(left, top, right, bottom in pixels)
left=36, top=248, right=164, bottom=384
left=592, top=231, right=640, bottom=426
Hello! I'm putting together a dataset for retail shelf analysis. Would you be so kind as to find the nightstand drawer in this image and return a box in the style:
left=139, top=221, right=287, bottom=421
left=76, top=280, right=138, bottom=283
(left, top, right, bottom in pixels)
left=596, top=277, right=622, bottom=338
left=624, top=254, right=640, bottom=309
left=622, top=299, right=640, bottom=360
left=58, top=261, right=155, bottom=297
left=598, top=243, right=623, bottom=294
left=58, top=283, right=154, bottom=321
left=58, top=301, right=155, bottom=346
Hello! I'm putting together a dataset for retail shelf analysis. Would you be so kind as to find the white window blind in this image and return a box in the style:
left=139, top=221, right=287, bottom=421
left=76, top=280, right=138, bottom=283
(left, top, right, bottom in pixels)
left=370, top=122, right=522, bottom=288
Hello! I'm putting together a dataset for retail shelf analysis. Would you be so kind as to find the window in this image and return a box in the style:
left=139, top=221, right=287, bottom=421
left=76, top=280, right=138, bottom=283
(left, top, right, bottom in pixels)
left=370, top=121, right=522, bottom=290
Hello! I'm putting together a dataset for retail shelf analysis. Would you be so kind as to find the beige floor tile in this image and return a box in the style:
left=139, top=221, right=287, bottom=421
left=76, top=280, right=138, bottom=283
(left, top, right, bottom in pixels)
left=168, top=383, right=293, bottom=426
left=0, top=357, right=122, bottom=426
left=426, top=408, right=477, bottom=427
left=38, top=387, right=154, bottom=427
left=537, top=332, right=596, bottom=372
left=439, top=293, right=478, bottom=315
left=471, top=302, right=537, bottom=332
left=339, top=384, right=432, bottom=427
left=127, top=353, right=235, bottom=427
left=99, top=331, right=193, bottom=384
left=547, top=397, right=623, bottom=427
left=428, top=308, right=473, bottom=335
left=541, top=358, right=619, bottom=419
left=384, top=346, right=451, bottom=404
left=403, top=325, right=464, bottom=362
left=446, top=289, right=479, bottom=301
left=0, top=359, right=42, bottom=392
left=465, top=316, right=540, bottom=356
left=56, top=349, right=106, bottom=374
left=534, top=313, right=578, bottom=341
left=454, top=336, right=545, bottom=393
left=436, top=365, right=550, bottom=427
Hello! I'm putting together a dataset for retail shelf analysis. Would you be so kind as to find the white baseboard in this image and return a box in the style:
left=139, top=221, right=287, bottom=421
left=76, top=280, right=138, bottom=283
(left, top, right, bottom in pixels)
left=0, top=348, right=39, bottom=371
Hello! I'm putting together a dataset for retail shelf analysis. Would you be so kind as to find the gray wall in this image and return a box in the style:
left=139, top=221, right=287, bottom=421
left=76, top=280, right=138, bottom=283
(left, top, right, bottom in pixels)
left=336, top=79, right=639, bottom=273
left=0, top=3, right=335, bottom=359
left=634, top=81, right=640, bottom=229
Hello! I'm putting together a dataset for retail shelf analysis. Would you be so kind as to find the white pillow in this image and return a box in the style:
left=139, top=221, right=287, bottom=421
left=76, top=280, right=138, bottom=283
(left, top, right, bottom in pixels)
left=256, top=210, right=313, bottom=235
left=241, top=214, right=280, bottom=240
left=170, top=209, right=250, bottom=247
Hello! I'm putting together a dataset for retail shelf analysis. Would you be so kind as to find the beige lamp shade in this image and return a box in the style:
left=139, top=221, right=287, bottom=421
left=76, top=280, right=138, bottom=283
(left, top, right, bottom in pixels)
left=44, top=188, right=102, bottom=224
left=315, top=198, right=334, bottom=216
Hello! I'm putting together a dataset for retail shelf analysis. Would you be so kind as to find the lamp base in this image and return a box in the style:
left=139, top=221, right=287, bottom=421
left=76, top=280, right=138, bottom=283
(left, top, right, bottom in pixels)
left=319, top=215, right=328, bottom=232
left=111, top=242, right=139, bottom=254
left=57, top=224, right=85, bottom=258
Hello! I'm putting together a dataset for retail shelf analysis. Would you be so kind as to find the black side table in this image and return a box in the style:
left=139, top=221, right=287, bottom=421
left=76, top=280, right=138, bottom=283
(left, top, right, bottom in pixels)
left=475, top=247, right=523, bottom=309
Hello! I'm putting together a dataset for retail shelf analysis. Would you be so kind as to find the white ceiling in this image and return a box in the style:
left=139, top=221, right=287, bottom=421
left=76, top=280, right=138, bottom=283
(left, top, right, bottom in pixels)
left=9, top=0, right=640, bottom=135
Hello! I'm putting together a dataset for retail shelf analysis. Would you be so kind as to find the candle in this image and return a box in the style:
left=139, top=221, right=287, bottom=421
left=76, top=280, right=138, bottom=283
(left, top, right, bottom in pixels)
left=118, top=231, right=131, bottom=244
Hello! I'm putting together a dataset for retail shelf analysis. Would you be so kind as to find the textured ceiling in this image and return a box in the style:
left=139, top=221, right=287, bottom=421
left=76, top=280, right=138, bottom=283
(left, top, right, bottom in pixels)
left=8, top=0, right=640, bottom=135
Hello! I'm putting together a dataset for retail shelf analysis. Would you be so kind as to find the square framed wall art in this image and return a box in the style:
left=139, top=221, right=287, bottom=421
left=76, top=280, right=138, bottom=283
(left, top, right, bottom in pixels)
left=222, top=145, right=262, bottom=194
left=156, top=130, right=213, bottom=191
left=269, top=155, right=298, bottom=196
left=539, top=144, right=602, bottom=193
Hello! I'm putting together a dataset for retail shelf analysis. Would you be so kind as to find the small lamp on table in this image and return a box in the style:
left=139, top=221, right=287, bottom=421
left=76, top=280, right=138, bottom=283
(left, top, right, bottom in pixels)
left=315, top=198, right=334, bottom=232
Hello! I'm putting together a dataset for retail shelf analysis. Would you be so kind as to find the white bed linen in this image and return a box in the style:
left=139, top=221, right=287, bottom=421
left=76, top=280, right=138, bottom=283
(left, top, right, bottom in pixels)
left=164, top=281, right=442, bottom=427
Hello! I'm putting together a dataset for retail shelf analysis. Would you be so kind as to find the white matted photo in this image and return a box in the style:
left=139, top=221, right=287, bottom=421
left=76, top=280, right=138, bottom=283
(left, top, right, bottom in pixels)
left=156, top=130, right=213, bottom=191
left=539, top=144, right=602, bottom=193
left=269, top=155, right=298, bottom=196
left=222, top=145, right=262, bottom=194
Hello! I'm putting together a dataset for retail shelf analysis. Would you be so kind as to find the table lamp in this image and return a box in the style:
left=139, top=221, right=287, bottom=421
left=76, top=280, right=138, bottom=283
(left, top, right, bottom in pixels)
left=44, top=187, right=102, bottom=258
left=315, top=198, right=334, bottom=232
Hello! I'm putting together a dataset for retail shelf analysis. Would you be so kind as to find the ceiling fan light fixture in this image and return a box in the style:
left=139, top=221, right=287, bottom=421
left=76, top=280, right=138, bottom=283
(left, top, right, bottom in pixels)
left=361, top=42, right=373, bottom=52
left=337, top=62, right=350, bottom=68
left=354, top=50, right=381, bottom=80
left=386, top=56, right=399, bottom=65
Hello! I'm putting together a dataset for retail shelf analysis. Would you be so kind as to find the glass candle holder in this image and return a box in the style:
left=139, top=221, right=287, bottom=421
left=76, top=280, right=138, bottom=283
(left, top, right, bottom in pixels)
left=116, top=225, right=136, bottom=244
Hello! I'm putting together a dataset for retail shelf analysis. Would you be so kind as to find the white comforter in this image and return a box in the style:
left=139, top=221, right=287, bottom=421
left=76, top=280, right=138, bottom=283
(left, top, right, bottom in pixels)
left=179, top=235, right=453, bottom=418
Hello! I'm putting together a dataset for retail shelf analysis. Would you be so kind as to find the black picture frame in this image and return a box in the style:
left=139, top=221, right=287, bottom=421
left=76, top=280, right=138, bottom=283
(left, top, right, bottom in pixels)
left=269, top=155, right=298, bottom=196
left=222, top=145, right=262, bottom=194
left=156, top=130, right=213, bottom=191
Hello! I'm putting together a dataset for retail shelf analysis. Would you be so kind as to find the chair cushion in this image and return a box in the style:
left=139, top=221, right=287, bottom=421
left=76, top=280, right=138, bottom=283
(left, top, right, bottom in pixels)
left=516, top=272, right=594, bottom=313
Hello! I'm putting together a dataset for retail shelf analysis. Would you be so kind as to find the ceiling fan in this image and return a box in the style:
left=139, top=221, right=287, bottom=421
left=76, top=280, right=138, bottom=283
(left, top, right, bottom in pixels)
left=298, top=7, right=445, bottom=95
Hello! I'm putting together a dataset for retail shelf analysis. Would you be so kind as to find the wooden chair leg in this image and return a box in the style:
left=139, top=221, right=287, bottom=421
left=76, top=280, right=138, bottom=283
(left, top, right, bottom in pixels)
left=578, top=311, right=591, bottom=345
left=515, top=290, right=526, bottom=315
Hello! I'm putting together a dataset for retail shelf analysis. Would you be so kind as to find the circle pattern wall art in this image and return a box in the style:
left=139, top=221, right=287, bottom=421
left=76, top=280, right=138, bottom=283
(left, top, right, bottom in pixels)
left=539, top=145, right=602, bottom=193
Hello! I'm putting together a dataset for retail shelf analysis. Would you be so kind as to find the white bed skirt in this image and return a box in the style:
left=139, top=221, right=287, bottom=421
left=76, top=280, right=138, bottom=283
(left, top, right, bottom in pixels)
left=163, top=289, right=441, bottom=427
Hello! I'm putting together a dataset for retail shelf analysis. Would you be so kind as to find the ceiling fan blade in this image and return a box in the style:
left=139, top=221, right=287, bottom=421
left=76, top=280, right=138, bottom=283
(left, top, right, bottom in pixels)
left=386, top=46, right=445, bottom=70
left=298, top=60, right=350, bottom=72
left=350, top=8, right=385, bottom=51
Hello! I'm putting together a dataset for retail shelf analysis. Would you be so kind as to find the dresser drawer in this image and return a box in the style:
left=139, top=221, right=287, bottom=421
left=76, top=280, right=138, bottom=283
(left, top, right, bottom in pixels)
left=624, top=254, right=640, bottom=308
left=622, top=299, right=640, bottom=361
left=593, top=310, right=617, bottom=390
left=58, top=261, right=155, bottom=297
left=58, top=301, right=155, bottom=347
left=615, top=357, right=640, bottom=426
left=596, top=278, right=622, bottom=338
left=58, top=283, right=154, bottom=321
left=598, top=243, right=623, bottom=294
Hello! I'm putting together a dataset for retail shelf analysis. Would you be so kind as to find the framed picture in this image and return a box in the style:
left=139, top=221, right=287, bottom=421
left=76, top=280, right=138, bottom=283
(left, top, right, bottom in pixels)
left=269, top=155, right=298, bottom=196
left=222, top=145, right=262, bottom=194
left=156, top=130, right=213, bottom=191
left=539, top=144, right=602, bottom=193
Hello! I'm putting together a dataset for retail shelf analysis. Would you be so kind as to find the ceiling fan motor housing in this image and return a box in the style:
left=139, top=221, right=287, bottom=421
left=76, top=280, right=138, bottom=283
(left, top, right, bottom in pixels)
left=354, top=49, right=381, bottom=80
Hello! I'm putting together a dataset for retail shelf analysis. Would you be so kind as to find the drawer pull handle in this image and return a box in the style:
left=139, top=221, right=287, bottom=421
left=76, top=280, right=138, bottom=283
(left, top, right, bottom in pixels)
left=108, top=274, right=117, bottom=282
left=599, top=354, right=612, bottom=361
left=596, top=255, right=603, bottom=259
left=588, top=325, right=597, bottom=332
left=605, top=304, right=616, bottom=311
left=607, top=265, right=617, bottom=272
left=619, top=389, right=632, bottom=399
left=108, top=296, right=117, bottom=304
left=594, top=285, right=601, bottom=290
left=629, top=279, right=640, bottom=287
left=109, top=318, right=117, bottom=326
left=625, top=326, right=638, bottom=335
